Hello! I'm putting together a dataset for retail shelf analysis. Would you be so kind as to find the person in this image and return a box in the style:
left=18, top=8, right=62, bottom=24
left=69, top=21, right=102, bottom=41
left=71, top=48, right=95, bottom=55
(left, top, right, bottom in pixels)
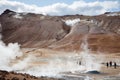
left=106, top=62, right=109, bottom=68
left=79, top=61, right=81, bottom=65
left=109, top=61, right=112, bottom=67
left=77, top=61, right=81, bottom=65
left=113, top=62, right=117, bottom=69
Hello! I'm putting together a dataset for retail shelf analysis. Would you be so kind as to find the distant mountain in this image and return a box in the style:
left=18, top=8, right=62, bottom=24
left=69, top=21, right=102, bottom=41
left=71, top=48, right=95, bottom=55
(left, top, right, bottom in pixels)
left=0, top=9, right=120, bottom=53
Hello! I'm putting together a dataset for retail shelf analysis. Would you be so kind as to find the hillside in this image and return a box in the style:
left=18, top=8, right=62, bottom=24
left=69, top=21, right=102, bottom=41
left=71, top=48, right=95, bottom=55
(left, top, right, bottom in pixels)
left=0, top=9, right=120, bottom=53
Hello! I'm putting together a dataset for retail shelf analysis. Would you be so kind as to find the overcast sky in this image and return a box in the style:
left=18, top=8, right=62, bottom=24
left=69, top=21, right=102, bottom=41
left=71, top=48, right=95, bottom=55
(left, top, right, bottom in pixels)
left=0, top=0, right=120, bottom=15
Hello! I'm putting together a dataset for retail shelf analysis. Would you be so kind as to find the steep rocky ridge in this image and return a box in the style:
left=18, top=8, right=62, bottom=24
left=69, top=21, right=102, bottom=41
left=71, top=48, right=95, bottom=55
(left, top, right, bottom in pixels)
left=0, top=9, right=70, bottom=48
left=0, top=9, right=120, bottom=53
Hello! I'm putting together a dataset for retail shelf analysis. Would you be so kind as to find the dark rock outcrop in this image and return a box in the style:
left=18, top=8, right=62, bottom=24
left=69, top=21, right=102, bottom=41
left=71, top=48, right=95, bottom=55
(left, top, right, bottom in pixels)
left=0, top=70, right=64, bottom=80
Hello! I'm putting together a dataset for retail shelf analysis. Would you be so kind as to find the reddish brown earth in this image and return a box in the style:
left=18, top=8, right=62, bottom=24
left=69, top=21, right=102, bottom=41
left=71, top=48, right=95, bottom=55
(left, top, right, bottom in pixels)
left=0, top=70, right=64, bottom=80
left=0, top=9, right=120, bottom=53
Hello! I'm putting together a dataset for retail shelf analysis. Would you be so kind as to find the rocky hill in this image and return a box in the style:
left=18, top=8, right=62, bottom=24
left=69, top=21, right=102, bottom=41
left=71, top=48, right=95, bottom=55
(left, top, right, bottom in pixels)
left=0, top=9, right=120, bottom=53
left=0, top=70, right=64, bottom=80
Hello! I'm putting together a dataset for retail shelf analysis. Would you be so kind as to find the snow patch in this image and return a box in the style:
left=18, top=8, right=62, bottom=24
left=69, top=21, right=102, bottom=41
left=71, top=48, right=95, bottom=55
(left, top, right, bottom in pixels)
left=64, top=18, right=80, bottom=26
left=106, top=13, right=120, bottom=16
left=40, top=16, right=45, bottom=20
left=13, top=13, right=23, bottom=19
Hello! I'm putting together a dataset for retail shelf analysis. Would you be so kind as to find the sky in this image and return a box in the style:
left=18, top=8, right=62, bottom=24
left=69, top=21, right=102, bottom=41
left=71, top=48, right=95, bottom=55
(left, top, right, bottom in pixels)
left=0, top=0, right=120, bottom=15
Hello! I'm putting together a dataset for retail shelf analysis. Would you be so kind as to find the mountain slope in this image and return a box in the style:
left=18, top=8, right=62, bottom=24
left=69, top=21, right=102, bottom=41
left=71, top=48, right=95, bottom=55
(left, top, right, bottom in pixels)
left=0, top=9, right=120, bottom=53
left=0, top=9, right=70, bottom=48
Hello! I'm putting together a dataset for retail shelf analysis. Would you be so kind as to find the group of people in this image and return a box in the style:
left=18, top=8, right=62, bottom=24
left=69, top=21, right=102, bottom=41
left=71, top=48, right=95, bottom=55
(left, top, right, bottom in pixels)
left=106, top=61, right=117, bottom=69
left=77, top=60, right=118, bottom=69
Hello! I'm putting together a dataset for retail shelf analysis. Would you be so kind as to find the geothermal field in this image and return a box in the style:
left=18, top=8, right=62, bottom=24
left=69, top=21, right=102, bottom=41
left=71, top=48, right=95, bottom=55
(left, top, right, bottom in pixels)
left=0, top=8, right=120, bottom=80
left=0, top=35, right=120, bottom=80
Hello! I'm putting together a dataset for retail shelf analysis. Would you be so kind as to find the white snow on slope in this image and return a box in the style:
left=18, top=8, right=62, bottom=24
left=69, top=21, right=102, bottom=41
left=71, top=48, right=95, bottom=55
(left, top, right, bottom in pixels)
left=64, top=18, right=80, bottom=26
left=106, top=13, right=120, bottom=16
left=13, top=13, right=23, bottom=19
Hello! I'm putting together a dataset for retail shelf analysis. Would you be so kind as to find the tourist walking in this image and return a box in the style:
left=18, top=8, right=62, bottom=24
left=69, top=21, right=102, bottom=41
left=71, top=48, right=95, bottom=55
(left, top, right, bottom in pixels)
left=109, top=61, right=112, bottom=67
left=106, top=62, right=109, bottom=68
left=113, top=62, right=117, bottom=69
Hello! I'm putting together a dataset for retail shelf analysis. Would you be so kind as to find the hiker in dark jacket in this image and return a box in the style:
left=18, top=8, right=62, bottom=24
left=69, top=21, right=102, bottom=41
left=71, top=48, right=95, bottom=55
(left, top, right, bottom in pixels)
left=109, top=61, right=112, bottom=67
left=106, top=62, right=109, bottom=68
left=113, top=62, right=117, bottom=69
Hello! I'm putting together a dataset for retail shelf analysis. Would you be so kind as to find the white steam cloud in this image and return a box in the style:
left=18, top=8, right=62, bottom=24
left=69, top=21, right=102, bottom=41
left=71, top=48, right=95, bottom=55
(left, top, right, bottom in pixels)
left=0, top=0, right=119, bottom=15
left=80, top=36, right=102, bottom=72
left=8, top=36, right=102, bottom=77
left=0, top=24, right=102, bottom=79
left=64, top=18, right=80, bottom=26
left=0, top=35, right=23, bottom=71
left=19, top=54, right=85, bottom=77
left=0, top=33, right=102, bottom=78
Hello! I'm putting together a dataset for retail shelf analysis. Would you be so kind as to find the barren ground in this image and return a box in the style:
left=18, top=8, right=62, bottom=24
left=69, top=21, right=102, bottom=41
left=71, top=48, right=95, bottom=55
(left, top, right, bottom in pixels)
left=1, top=48, right=120, bottom=80
left=20, top=48, right=120, bottom=80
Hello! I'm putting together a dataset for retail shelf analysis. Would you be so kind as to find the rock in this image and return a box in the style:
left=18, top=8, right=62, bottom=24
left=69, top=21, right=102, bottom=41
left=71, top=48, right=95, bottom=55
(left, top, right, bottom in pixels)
left=86, top=70, right=100, bottom=74
left=1, top=9, right=15, bottom=15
